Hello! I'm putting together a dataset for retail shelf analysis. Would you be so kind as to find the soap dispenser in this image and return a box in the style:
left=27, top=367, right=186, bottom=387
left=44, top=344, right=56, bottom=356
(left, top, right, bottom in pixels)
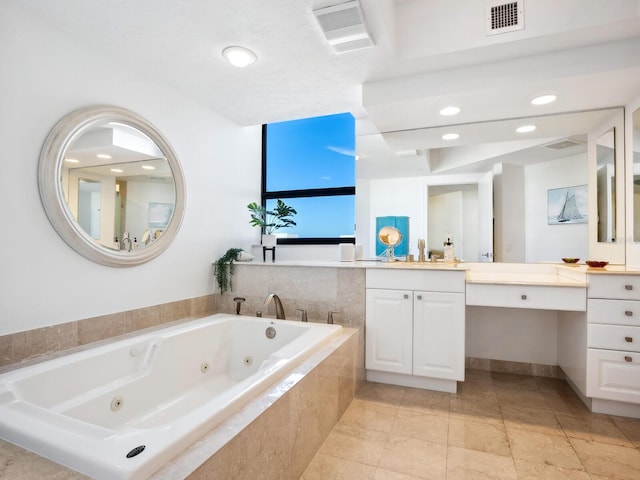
left=443, top=234, right=454, bottom=263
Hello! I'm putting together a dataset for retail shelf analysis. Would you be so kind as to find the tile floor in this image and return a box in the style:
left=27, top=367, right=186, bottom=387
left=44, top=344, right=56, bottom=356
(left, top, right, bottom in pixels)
left=300, top=370, right=640, bottom=480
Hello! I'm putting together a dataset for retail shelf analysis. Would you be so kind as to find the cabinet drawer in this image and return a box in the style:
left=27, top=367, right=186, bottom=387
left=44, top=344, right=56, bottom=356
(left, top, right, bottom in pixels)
left=366, top=268, right=465, bottom=292
left=587, top=299, right=640, bottom=326
left=587, top=348, right=640, bottom=403
left=588, top=324, right=640, bottom=352
left=465, top=283, right=586, bottom=311
left=588, top=275, right=640, bottom=300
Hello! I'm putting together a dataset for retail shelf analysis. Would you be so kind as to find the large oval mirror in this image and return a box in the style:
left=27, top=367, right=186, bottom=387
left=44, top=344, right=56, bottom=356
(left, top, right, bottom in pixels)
left=38, top=105, right=186, bottom=267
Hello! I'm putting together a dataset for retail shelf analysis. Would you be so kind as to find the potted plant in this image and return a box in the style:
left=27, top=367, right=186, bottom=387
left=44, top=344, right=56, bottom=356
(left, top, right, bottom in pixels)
left=247, top=199, right=297, bottom=245
left=214, top=247, right=245, bottom=294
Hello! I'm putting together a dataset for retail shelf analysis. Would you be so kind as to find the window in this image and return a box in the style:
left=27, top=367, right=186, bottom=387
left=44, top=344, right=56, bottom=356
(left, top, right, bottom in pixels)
left=262, top=112, right=356, bottom=244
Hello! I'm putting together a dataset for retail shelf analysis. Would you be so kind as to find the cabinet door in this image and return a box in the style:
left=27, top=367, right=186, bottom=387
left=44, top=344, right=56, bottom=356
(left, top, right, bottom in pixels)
left=366, top=288, right=413, bottom=374
left=587, top=348, right=640, bottom=403
left=413, top=291, right=465, bottom=381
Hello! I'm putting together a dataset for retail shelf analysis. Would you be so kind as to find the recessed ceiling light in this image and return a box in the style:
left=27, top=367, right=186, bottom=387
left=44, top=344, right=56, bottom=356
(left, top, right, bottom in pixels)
left=439, top=106, right=461, bottom=116
left=222, top=46, right=257, bottom=67
left=142, top=165, right=155, bottom=170
left=97, top=153, right=112, bottom=159
left=110, top=168, right=123, bottom=173
left=516, top=125, right=536, bottom=133
left=442, top=133, right=460, bottom=140
left=64, top=158, right=79, bottom=163
left=531, top=94, right=557, bottom=106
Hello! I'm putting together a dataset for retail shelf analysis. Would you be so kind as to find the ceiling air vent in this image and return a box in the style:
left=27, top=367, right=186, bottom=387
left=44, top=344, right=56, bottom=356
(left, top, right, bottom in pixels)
left=486, top=0, right=524, bottom=35
left=313, top=0, right=375, bottom=53
left=544, top=139, right=584, bottom=150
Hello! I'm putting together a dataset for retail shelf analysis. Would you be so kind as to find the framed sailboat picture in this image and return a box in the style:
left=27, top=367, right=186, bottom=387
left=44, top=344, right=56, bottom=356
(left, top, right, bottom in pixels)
left=548, top=185, right=588, bottom=225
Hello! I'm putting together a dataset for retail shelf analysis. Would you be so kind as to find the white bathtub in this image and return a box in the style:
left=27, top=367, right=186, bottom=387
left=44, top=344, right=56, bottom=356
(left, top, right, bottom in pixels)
left=0, top=314, right=343, bottom=479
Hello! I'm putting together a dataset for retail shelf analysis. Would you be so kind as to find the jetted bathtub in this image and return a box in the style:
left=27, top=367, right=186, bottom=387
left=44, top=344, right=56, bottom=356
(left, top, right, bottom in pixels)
left=0, top=314, right=343, bottom=479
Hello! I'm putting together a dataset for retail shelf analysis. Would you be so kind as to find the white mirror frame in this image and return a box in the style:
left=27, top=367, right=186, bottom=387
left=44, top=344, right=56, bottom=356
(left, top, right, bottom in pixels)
left=38, top=105, right=186, bottom=267
left=587, top=108, right=625, bottom=265
left=626, top=98, right=640, bottom=267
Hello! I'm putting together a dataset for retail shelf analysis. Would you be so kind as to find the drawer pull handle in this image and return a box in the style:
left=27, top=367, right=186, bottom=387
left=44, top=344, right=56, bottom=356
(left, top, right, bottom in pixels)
left=625, top=336, right=633, bottom=342
left=403, top=294, right=409, bottom=299
left=521, top=294, right=527, bottom=300
left=416, top=295, right=422, bottom=300
left=625, top=285, right=633, bottom=291
left=625, top=356, right=633, bottom=362
left=625, top=311, right=633, bottom=317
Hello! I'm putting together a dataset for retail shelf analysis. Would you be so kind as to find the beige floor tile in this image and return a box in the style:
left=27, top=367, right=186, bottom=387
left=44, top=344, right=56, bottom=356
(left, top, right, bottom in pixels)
left=463, top=369, right=494, bottom=385
left=490, top=372, right=540, bottom=391
left=339, top=399, right=398, bottom=433
left=495, top=386, right=549, bottom=411
left=399, top=387, right=450, bottom=417
left=507, top=427, right=583, bottom=470
left=570, top=437, right=640, bottom=480
left=377, top=435, right=447, bottom=480
left=456, top=381, right=497, bottom=398
left=319, top=424, right=389, bottom=467
left=449, top=395, right=503, bottom=425
left=512, top=458, right=590, bottom=480
left=357, top=382, right=406, bottom=407
left=373, top=468, right=424, bottom=480
left=556, top=412, right=634, bottom=447
left=448, top=418, right=511, bottom=456
left=535, top=376, right=575, bottom=394
left=500, top=404, right=564, bottom=436
left=446, top=446, right=517, bottom=480
left=301, top=453, right=376, bottom=480
left=390, top=409, right=448, bottom=445
left=541, top=390, right=592, bottom=415
left=610, top=415, right=640, bottom=448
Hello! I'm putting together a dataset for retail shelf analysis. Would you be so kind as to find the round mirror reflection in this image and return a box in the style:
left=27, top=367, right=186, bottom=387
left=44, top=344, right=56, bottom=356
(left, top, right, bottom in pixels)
left=39, top=105, right=185, bottom=267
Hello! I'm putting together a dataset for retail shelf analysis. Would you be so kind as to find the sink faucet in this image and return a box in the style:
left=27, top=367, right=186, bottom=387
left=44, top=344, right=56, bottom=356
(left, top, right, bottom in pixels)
left=121, top=236, right=132, bottom=252
left=264, top=293, right=286, bottom=319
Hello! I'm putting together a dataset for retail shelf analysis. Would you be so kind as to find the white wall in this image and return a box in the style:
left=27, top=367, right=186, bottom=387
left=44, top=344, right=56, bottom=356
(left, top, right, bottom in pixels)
left=360, top=177, right=426, bottom=258
left=524, top=153, right=588, bottom=262
left=0, top=3, right=261, bottom=335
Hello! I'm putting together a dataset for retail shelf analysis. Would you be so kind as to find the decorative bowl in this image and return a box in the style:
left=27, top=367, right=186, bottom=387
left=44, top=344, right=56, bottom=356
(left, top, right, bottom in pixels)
left=586, top=260, right=609, bottom=268
left=562, top=258, right=580, bottom=264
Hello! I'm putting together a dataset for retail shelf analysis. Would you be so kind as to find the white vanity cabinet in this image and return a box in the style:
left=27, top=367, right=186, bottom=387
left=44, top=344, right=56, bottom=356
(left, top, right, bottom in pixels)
left=365, top=268, right=465, bottom=393
left=587, top=274, right=640, bottom=413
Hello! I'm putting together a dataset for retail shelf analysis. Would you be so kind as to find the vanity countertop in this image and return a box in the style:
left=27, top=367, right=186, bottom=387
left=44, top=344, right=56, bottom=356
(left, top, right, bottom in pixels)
left=232, top=260, right=597, bottom=286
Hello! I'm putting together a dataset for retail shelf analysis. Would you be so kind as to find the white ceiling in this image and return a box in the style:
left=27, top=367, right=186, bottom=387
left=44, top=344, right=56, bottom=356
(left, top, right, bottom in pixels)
left=16, top=0, right=640, bottom=177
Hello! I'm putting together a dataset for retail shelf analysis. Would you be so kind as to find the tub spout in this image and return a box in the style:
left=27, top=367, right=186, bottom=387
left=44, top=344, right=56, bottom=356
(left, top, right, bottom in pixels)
left=264, top=293, right=286, bottom=319
left=233, top=297, right=246, bottom=315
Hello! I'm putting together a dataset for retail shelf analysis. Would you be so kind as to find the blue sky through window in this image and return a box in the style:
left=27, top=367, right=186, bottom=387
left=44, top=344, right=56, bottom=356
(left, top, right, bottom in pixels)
left=266, top=113, right=355, bottom=191
left=265, top=113, right=356, bottom=239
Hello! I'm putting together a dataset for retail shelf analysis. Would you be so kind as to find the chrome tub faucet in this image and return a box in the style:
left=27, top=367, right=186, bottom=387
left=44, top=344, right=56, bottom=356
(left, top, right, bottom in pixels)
left=264, top=293, right=286, bottom=319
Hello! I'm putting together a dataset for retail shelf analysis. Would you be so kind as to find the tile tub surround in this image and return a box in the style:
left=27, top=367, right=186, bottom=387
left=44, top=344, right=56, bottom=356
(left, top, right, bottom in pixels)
left=215, top=264, right=365, bottom=328
left=0, top=294, right=215, bottom=369
left=0, top=328, right=363, bottom=480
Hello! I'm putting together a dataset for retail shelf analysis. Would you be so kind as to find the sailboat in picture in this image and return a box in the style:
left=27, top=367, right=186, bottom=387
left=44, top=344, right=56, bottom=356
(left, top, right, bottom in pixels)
left=557, top=190, right=583, bottom=223
left=548, top=185, right=588, bottom=225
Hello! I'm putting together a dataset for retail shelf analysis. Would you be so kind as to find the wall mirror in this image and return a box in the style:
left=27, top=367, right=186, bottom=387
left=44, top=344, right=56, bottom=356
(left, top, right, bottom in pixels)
left=633, top=107, right=640, bottom=242
left=38, top=105, right=186, bottom=267
left=357, top=108, right=623, bottom=263
left=595, top=127, right=617, bottom=243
